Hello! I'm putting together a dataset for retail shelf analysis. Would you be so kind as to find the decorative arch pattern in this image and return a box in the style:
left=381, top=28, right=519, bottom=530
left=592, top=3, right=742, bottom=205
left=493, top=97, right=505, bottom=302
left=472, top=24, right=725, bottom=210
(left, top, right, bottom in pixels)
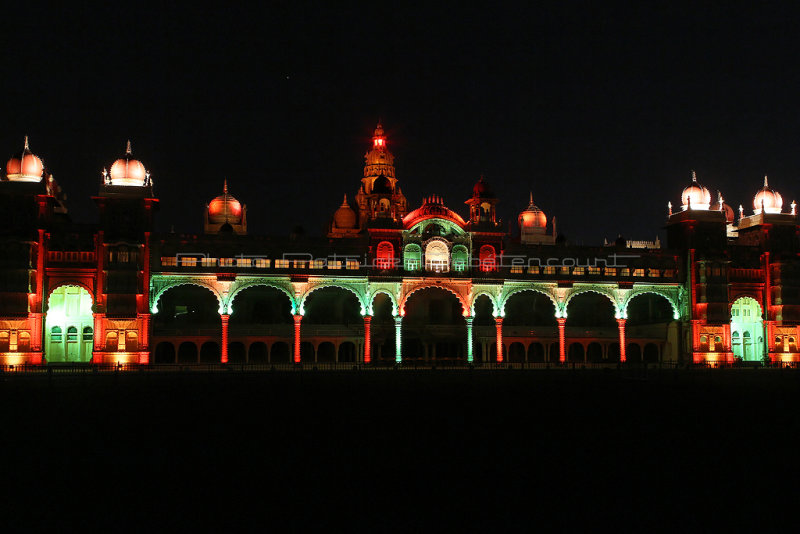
left=564, top=288, right=620, bottom=318
left=622, top=289, right=681, bottom=320
left=299, top=283, right=367, bottom=316
left=150, top=279, right=224, bottom=315
left=367, top=289, right=398, bottom=316
left=470, top=291, right=499, bottom=316
left=401, top=284, right=469, bottom=317
left=228, top=279, right=297, bottom=315
left=500, top=288, right=559, bottom=318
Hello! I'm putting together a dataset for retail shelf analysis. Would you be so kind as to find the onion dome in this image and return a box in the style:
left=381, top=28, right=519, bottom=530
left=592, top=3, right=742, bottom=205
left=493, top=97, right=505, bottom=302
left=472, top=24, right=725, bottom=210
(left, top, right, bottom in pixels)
left=710, top=191, right=735, bottom=223
left=6, top=136, right=44, bottom=182
left=472, top=175, right=494, bottom=198
left=108, top=140, right=148, bottom=186
left=753, top=175, right=783, bottom=214
left=208, top=180, right=243, bottom=224
left=518, top=192, right=547, bottom=228
left=403, top=195, right=467, bottom=227
left=333, top=194, right=357, bottom=228
left=680, top=170, right=711, bottom=210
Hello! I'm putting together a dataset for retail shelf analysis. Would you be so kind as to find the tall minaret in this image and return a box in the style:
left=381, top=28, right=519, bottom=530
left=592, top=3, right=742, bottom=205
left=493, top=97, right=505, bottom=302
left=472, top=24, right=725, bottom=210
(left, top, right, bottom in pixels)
left=355, top=122, right=408, bottom=228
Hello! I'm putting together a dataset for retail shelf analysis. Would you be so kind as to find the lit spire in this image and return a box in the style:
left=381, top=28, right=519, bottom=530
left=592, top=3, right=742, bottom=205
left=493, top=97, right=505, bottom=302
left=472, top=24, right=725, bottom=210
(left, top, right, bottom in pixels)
left=126, top=140, right=132, bottom=155
left=223, top=179, right=228, bottom=194
left=718, top=191, right=724, bottom=209
left=24, top=135, right=29, bottom=151
left=691, top=170, right=697, bottom=182
left=341, top=194, right=349, bottom=206
left=764, top=175, right=769, bottom=188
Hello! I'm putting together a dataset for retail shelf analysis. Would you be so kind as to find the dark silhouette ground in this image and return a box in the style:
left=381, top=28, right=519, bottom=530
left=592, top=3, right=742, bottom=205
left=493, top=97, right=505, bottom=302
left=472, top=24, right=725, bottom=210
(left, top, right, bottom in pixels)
left=2, top=368, right=799, bottom=530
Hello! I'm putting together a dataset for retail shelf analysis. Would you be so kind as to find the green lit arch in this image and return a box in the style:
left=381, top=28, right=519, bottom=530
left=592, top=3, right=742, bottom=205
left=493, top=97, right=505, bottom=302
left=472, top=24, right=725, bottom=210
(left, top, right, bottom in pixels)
left=401, top=284, right=469, bottom=317
left=299, top=283, right=367, bottom=316
left=622, top=289, right=681, bottom=320
left=367, top=289, right=398, bottom=316
left=499, top=288, right=559, bottom=318
left=729, top=293, right=763, bottom=316
left=407, top=217, right=467, bottom=237
left=228, top=281, right=297, bottom=315
left=150, top=281, right=224, bottom=315
left=46, top=281, right=95, bottom=311
left=564, top=288, right=620, bottom=319
left=470, top=291, right=499, bottom=317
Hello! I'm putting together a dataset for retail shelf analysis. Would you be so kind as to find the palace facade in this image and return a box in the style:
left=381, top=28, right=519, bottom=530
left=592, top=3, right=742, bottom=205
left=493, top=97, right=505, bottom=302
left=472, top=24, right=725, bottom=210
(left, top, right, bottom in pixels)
left=1, top=125, right=798, bottom=366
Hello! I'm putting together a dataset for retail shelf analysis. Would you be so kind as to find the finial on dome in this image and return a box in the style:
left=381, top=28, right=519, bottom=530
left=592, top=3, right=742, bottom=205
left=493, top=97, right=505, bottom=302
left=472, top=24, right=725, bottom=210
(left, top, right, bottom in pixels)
left=342, top=193, right=349, bottom=205
left=126, top=140, right=132, bottom=155
left=529, top=191, right=534, bottom=205
left=792, top=200, right=797, bottom=216
left=223, top=179, right=228, bottom=194
left=668, top=200, right=672, bottom=216
left=691, top=170, right=697, bottom=182
left=718, top=191, right=724, bottom=208
left=24, top=136, right=29, bottom=151
left=764, top=175, right=769, bottom=188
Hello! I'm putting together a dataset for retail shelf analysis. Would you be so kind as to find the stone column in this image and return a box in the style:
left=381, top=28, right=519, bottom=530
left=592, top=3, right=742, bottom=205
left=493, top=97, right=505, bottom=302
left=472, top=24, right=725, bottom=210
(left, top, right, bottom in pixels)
left=363, top=315, right=372, bottom=364
left=466, top=316, right=474, bottom=363
left=557, top=317, right=567, bottom=363
left=394, top=316, right=402, bottom=364
left=293, top=314, right=303, bottom=363
left=221, top=313, right=230, bottom=363
left=617, top=318, right=627, bottom=363
left=495, top=317, right=504, bottom=363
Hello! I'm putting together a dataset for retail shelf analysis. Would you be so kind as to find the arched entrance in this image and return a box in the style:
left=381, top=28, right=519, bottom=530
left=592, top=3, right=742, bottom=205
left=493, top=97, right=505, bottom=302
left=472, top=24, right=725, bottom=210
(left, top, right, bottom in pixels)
left=403, top=287, right=466, bottom=363
left=731, top=297, right=764, bottom=362
left=45, top=285, right=94, bottom=363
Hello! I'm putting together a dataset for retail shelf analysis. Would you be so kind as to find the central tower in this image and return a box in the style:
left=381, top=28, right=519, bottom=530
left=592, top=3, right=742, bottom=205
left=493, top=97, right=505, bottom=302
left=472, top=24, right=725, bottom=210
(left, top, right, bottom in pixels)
left=354, top=122, right=408, bottom=228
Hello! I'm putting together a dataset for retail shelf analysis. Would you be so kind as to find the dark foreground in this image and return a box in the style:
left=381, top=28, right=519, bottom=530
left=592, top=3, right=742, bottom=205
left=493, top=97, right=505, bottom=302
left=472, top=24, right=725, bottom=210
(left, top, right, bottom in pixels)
left=2, top=368, right=800, bottom=530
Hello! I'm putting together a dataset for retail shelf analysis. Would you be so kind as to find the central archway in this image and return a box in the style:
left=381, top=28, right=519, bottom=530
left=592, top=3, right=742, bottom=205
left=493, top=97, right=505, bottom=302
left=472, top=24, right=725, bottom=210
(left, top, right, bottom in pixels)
left=302, top=287, right=363, bottom=363
left=230, top=285, right=293, bottom=364
left=731, top=297, right=764, bottom=362
left=45, top=285, right=94, bottom=363
left=403, top=287, right=466, bottom=363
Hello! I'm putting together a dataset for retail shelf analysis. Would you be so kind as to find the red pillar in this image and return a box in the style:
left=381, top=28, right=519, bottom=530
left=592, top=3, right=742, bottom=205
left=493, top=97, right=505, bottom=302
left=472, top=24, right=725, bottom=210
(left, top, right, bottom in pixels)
left=93, top=312, right=106, bottom=364
left=363, top=315, right=372, bottom=364
left=293, top=314, right=302, bottom=363
left=139, top=313, right=151, bottom=364
left=557, top=318, right=567, bottom=363
left=617, top=318, right=627, bottom=363
left=495, top=317, right=504, bottom=363
left=221, top=313, right=230, bottom=363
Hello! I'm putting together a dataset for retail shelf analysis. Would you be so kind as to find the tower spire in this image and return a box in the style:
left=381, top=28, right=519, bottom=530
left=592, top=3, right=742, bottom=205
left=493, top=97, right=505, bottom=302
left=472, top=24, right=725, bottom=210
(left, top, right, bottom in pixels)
left=24, top=135, right=29, bottom=151
left=126, top=140, right=132, bottom=155
left=764, top=175, right=769, bottom=188
left=691, top=170, right=697, bottom=182
left=223, top=178, right=228, bottom=194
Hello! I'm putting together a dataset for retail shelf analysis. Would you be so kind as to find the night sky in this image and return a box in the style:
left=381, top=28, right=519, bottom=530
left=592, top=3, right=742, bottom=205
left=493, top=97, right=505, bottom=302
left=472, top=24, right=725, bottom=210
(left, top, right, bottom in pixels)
left=4, top=4, right=800, bottom=244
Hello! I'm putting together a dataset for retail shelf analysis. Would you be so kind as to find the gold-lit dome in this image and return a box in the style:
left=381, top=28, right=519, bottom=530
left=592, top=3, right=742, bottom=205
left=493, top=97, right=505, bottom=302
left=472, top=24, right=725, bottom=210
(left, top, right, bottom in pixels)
left=333, top=194, right=357, bottom=229
left=710, top=191, right=735, bottom=223
left=519, top=192, right=547, bottom=228
left=681, top=171, right=711, bottom=210
left=208, top=180, right=243, bottom=224
left=753, top=176, right=783, bottom=214
left=108, top=141, right=148, bottom=186
left=6, top=137, right=44, bottom=182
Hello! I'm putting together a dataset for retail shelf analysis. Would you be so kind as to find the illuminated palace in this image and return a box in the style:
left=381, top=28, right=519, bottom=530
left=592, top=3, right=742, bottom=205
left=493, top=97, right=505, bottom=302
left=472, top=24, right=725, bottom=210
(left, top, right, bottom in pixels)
left=1, top=125, right=799, bottom=367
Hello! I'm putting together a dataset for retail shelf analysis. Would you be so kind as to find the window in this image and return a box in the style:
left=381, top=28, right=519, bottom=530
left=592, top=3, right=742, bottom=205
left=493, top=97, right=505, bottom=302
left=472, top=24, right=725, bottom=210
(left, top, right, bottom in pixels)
left=0, top=331, right=9, bottom=351
left=106, top=331, right=118, bottom=351
left=587, top=267, right=601, bottom=275
left=83, top=327, right=93, bottom=342
left=67, top=326, right=78, bottom=342
left=633, top=269, right=645, bottom=277
left=376, top=241, right=394, bottom=270
left=292, top=260, right=306, bottom=269
left=254, top=258, right=271, bottom=268
left=17, top=332, right=30, bottom=352
left=219, top=258, right=234, bottom=267
left=126, top=331, right=139, bottom=352
left=479, top=245, right=496, bottom=273
left=327, top=261, right=342, bottom=270
left=543, top=266, right=556, bottom=275
left=425, top=241, right=450, bottom=273
left=311, top=259, right=325, bottom=269
left=451, top=245, right=469, bottom=273
left=180, top=257, right=197, bottom=267
left=404, top=244, right=422, bottom=271
left=572, top=267, right=585, bottom=276
left=511, top=266, right=523, bottom=274
left=50, top=326, right=62, bottom=342
left=161, top=257, right=177, bottom=267
left=346, top=260, right=359, bottom=270
left=606, top=267, right=617, bottom=276
left=275, top=259, right=290, bottom=269
left=201, top=257, right=217, bottom=267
